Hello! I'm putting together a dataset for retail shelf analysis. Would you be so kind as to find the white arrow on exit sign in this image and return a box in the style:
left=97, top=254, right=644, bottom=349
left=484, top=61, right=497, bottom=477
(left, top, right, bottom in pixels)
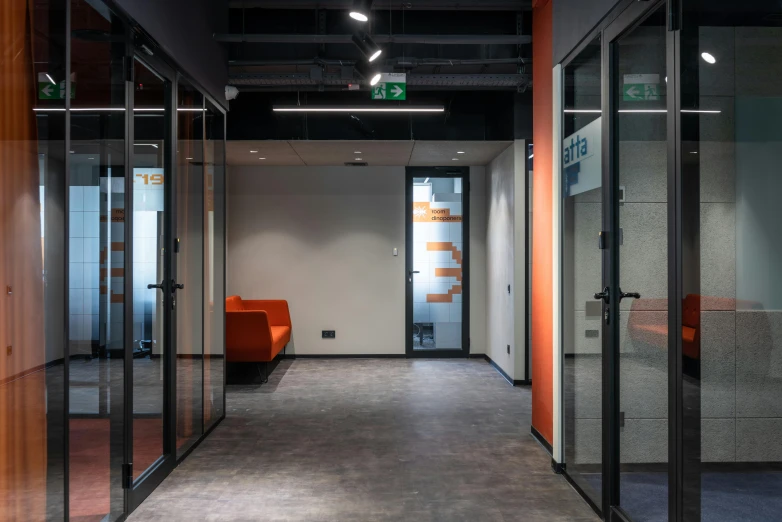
left=391, top=85, right=404, bottom=98
left=41, top=84, right=54, bottom=97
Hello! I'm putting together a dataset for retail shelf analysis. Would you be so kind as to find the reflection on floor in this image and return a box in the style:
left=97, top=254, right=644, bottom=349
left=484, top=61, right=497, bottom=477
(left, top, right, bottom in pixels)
left=127, top=359, right=597, bottom=522
left=583, top=472, right=782, bottom=522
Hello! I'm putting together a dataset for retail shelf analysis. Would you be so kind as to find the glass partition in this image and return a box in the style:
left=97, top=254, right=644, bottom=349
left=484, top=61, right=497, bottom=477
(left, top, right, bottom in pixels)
left=680, top=1, right=782, bottom=520
left=562, top=35, right=603, bottom=511
left=176, top=78, right=205, bottom=456
left=68, top=0, right=127, bottom=519
left=0, top=0, right=67, bottom=520
left=204, top=101, right=225, bottom=429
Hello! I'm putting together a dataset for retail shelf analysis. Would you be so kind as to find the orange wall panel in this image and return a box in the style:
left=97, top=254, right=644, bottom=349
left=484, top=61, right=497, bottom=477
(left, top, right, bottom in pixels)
left=531, top=0, right=554, bottom=445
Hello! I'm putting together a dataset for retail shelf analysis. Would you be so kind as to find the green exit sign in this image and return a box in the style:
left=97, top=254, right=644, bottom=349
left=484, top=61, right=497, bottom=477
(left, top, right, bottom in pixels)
left=38, top=81, right=75, bottom=100
left=370, top=73, right=407, bottom=100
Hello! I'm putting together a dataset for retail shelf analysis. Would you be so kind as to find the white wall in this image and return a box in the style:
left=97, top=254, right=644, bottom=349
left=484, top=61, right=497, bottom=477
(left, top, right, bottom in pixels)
left=227, top=165, right=488, bottom=356
left=469, top=167, right=487, bottom=354
left=485, top=141, right=527, bottom=380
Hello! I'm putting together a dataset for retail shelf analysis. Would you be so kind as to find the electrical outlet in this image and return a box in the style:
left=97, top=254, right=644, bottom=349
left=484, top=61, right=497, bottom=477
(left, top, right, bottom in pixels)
left=322, top=330, right=336, bottom=339
left=6, top=346, right=11, bottom=356
left=507, top=344, right=510, bottom=355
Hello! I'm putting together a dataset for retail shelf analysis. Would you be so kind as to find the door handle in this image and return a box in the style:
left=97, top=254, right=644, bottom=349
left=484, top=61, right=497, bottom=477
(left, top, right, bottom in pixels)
left=619, top=289, right=641, bottom=301
left=594, top=287, right=610, bottom=304
left=147, top=281, right=165, bottom=290
left=409, top=270, right=420, bottom=275
left=172, top=280, right=184, bottom=291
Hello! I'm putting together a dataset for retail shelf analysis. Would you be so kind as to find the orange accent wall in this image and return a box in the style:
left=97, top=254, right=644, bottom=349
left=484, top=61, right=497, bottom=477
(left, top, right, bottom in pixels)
left=531, top=0, right=554, bottom=445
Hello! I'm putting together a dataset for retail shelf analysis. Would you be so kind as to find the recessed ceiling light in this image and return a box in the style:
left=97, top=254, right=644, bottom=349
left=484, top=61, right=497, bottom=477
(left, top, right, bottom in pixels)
left=452, top=158, right=459, bottom=161
left=457, top=151, right=465, bottom=154
left=355, top=158, right=363, bottom=161
left=186, top=157, right=193, bottom=160
left=250, top=150, right=258, bottom=153
left=689, top=151, right=698, bottom=154
left=354, top=151, right=362, bottom=154
left=88, top=157, right=95, bottom=160
left=259, top=157, right=266, bottom=160
left=701, top=52, right=716, bottom=64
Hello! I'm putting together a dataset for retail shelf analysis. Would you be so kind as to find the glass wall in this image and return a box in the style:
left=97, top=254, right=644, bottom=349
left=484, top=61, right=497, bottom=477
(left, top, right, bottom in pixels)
left=204, top=101, right=226, bottom=429
left=0, top=0, right=67, bottom=520
left=614, top=6, right=669, bottom=520
left=69, top=0, right=127, bottom=518
left=1, top=0, right=226, bottom=519
left=559, top=1, right=782, bottom=521
left=176, top=79, right=205, bottom=456
left=562, top=35, right=603, bottom=510
left=680, top=1, right=782, bottom=520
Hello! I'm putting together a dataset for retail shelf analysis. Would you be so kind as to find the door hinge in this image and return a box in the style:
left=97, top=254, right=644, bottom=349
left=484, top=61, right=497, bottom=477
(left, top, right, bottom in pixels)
left=123, top=56, right=134, bottom=83
left=122, top=463, right=133, bottom=489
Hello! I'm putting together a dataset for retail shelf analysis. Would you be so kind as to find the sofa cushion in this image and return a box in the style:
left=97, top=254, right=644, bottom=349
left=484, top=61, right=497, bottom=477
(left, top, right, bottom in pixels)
left=270, top=326, right=291, bottom=358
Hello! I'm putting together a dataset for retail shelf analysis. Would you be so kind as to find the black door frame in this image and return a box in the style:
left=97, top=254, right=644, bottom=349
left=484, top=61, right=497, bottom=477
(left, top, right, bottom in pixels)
left=124, top=36, right=180, bottom=512
left=559, top=1, right=681, bottom=521
left=405, top=167, right=471, bottom=358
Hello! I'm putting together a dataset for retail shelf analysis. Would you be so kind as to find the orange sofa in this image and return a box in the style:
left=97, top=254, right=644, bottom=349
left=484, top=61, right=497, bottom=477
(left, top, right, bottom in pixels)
left=226, top=296, right=291, bottom=376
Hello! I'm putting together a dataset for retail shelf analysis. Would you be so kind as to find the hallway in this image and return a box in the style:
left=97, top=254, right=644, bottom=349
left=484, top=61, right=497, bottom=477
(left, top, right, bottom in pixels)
left=127, top=359, right=597, bottom=522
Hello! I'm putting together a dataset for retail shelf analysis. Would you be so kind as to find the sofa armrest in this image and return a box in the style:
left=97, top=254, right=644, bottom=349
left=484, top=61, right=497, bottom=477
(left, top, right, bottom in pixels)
left=226, top=310, right=273, bottom=362
left=242, top=300, right=291, bottom=328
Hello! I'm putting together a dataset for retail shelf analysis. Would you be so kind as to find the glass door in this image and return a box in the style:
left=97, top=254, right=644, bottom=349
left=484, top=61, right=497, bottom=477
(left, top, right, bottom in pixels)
left=605, top=2, right=670, bottom=521
left=561, top=34, right=605, bottom=514
left=406, top=168, right=470, bottom=358
left=127, top=52, right=177, bottom=509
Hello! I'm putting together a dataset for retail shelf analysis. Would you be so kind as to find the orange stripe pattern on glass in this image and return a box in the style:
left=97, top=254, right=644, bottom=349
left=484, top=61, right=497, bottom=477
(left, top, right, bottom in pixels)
left=425, top=242, right=463, bottom=303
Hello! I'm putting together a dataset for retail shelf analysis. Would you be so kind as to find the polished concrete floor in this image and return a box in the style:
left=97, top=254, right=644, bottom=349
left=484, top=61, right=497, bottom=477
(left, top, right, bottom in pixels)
left=127, top=358, right=597, bottom=522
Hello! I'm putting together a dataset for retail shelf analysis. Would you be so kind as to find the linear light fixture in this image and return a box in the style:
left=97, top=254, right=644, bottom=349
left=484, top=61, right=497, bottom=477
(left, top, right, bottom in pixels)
left=565, top=109, right=721, bottom=114
left=45, top=73, right=56, bottom=85
left=273, top=106, right=444, bottom=113
left=33, top=107, right=205, bottom=112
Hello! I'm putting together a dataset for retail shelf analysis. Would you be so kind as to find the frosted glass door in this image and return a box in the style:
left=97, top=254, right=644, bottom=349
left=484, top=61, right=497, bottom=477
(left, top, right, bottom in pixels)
left=411, top=176, right=464, bottom=351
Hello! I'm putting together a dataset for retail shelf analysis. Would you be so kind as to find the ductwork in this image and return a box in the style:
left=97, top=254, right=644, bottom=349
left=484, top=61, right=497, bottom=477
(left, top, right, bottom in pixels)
left=214, top=33, right=531, bottom=45
left=229, top=73, right=531, bottom=89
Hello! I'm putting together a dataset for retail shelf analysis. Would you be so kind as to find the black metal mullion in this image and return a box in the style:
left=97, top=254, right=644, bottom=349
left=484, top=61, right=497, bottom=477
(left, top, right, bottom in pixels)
left=601, top=28, right=620, bottom=517
left=63, top=1, right=71, bottom=519
left=667, top=3, right=683, bottom=521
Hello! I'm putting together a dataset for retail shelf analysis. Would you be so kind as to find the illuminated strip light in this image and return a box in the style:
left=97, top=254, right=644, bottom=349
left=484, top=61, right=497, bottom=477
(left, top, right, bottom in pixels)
left=565, top=109, right=721, bottom=114
left=33, top=107, right=206, bottom=112
left=273, top=106, right=444, bottom=113
left=617, top=109, right=722, bottom=114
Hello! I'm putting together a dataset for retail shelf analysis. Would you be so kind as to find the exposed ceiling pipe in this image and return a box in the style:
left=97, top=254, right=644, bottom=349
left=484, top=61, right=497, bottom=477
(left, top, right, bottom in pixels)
left=227, top=0, right=532, bottom=10
left=214, top=33, right=532, bottom=45
left=229, top=57, right=530, bottom=67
